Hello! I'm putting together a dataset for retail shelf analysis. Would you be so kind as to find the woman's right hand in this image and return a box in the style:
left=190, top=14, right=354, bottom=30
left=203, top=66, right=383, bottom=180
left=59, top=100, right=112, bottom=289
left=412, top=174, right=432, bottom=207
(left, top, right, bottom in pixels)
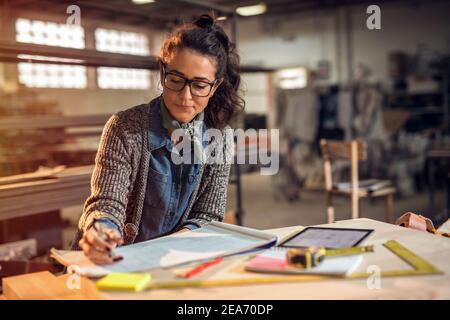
left=78, top=224, right=124, bottom=265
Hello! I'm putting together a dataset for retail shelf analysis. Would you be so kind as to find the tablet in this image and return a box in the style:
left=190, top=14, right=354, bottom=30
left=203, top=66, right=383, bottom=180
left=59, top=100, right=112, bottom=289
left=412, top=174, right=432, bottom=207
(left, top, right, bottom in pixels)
left=279, top=227, right=374, bottom=249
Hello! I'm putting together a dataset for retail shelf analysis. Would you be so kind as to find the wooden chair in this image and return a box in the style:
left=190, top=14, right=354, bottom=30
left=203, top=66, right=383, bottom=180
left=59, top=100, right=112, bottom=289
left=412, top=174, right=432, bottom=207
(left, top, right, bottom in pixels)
left=320, top=139, right=396, bottom=223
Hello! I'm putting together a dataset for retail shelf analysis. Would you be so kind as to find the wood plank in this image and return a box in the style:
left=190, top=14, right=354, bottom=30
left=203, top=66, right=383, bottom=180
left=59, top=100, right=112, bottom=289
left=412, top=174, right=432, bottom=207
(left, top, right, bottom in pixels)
left=0, top=165, right=66, bottom=186
left=0, top=189, right=89, bottom=215
left=0, top=166, right=93, bottom=220
left=2, top=271, right=102, bottom=300
left=0, top=186, right=89, bottom=208
left=0, top=166, right=93, bottom=198
left=0, top=179, right=89, bottom=198
left=0, top=130, right=102, bottom=145
left=0, top=114, right=110, bottom=131
left=52, top=165, right=94, bottom=178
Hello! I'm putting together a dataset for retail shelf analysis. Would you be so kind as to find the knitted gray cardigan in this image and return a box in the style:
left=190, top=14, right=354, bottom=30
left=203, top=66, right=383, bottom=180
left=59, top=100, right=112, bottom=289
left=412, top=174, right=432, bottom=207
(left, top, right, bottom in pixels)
left=71, top=97, right=231, bottom=249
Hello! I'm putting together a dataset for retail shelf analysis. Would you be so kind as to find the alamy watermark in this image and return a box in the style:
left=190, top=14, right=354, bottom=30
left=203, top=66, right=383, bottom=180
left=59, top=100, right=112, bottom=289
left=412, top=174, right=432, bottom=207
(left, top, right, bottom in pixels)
left=366, top=5, right=381, bottom=30
left=366, top=265, right=381, bottom=289
left=66, top=5, right=81, bottom=26
left=169, top=125, right=280, bottom=176
left=66, top=265, right=82, bottom=290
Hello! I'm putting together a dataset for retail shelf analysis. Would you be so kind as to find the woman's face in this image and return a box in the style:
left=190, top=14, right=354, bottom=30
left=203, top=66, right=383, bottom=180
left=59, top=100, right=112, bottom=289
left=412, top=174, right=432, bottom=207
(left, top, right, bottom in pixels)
left=161, top=48, right=221, bottom=124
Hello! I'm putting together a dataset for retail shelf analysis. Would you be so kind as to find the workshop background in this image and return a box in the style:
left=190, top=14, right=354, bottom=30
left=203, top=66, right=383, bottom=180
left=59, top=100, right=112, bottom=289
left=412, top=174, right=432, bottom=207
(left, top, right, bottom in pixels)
left=0, top=0, right=449, bottom=273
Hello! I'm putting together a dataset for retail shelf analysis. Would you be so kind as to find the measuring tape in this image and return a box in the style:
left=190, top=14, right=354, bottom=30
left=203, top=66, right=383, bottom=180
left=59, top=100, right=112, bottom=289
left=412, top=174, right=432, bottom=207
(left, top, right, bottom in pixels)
left=286, top=247, right=326, bottom=268
left=286, top=245, right=374, bottom=269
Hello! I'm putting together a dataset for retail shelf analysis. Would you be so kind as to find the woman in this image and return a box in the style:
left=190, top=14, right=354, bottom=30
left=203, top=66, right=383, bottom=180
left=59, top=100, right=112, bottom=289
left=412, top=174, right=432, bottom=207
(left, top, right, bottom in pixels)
left=72, top=15, right=244, bottom=264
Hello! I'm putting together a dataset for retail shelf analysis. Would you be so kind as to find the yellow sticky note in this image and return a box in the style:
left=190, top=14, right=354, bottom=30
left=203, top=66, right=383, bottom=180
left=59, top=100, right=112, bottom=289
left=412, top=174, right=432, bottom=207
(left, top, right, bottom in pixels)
left=96, top=272, right=151, bottom=292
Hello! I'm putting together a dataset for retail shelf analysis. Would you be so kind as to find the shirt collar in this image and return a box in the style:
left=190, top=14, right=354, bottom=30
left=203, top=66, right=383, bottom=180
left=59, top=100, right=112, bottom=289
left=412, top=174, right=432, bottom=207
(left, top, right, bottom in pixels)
left=148, top=96, right=170, bottom=152
left=148, top=96, right=207, bottom=152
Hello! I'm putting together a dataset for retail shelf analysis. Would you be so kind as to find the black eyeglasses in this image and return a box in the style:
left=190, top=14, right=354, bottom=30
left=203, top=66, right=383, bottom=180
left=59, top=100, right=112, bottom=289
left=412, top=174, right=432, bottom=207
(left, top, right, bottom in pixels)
left=162, top=65, right=219, bottom=97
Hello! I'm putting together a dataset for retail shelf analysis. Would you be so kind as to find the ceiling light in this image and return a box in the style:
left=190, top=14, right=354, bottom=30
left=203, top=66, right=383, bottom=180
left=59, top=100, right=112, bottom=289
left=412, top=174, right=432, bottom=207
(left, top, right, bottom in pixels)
left=236, top=3, right=267, bottom=16
left=132, top=0, right=155, bottom=4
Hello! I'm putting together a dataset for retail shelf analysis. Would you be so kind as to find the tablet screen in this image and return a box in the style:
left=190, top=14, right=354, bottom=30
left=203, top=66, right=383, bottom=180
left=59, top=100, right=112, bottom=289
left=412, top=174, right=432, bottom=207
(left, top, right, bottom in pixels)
left=280, top=227, right=373, bottom=249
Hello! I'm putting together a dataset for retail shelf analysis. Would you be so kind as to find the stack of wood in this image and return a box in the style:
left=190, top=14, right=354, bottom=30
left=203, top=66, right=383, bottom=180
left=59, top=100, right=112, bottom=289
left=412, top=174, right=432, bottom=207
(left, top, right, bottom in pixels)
left=0, top=107, right=109, bottom=176
left=0, top=165, right=93, bottom=221
left=0, top=100, right=63, bottom=176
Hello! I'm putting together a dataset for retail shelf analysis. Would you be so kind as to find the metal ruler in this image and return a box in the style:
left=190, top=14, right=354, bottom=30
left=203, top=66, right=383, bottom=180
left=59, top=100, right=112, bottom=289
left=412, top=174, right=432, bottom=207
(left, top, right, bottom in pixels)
left=350, top=240, right=442, bottom=278
left=325, top=245, right=373, bottom=257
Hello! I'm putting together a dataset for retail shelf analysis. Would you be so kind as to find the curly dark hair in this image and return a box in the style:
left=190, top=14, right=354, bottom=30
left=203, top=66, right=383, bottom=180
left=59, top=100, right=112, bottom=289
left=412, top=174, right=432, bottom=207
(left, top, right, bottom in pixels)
left=159, top=14, right=245, bottom=129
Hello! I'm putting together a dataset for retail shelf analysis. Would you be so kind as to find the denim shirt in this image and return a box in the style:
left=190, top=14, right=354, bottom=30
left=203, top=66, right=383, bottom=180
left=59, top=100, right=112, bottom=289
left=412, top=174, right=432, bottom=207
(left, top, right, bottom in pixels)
left=95, top=100, right=207, bottom=242
left=134, top=128, right=201, bottom=241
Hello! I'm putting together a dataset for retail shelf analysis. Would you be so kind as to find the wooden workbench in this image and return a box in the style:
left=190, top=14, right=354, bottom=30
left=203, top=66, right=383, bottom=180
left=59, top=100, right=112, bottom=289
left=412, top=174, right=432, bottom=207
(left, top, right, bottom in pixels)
left=2, top=218, right=450, bottom=299
left=102, top=218, right=450, bottom=299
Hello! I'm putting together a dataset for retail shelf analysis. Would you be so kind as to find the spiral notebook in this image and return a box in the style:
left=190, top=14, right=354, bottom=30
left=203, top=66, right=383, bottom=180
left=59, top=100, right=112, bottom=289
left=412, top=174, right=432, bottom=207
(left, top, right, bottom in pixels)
left=245, top=247, right=363, bottom=277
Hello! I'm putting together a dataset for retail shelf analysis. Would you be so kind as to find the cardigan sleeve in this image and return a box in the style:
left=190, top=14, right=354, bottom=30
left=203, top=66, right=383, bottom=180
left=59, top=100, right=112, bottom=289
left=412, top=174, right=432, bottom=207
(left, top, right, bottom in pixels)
left=77, top=114, right=132, bottom=237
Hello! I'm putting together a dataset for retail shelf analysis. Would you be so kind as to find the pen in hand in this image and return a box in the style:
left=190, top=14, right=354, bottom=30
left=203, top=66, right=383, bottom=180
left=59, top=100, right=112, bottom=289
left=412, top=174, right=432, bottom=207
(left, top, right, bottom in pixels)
left=93, top=222, right=124, bottom=262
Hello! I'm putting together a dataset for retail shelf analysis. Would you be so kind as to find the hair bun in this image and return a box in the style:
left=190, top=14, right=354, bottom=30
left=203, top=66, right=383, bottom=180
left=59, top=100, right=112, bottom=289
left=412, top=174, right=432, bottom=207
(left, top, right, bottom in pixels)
left=194, top=14, right=214, bottom=29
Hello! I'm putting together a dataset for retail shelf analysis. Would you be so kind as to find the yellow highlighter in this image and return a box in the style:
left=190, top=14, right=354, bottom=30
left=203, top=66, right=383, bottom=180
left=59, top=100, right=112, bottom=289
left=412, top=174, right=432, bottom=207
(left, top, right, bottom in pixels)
left=96, top=272, right=151, bottom=292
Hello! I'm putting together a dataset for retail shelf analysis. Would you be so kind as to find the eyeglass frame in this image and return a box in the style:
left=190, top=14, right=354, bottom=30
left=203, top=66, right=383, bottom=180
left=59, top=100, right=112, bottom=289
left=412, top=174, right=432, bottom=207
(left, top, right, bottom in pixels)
left=161, top=64, right=221, bottom=97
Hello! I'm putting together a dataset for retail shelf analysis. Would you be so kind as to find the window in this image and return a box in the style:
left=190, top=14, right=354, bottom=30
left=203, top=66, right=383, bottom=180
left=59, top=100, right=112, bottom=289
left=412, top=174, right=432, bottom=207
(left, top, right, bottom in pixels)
left=97, top=67, right=150, bottom=90
left=95, top=28, right=150, bottom=89
left=95, top=28, right=149, bottom=56
left=16, top=18, right=84, bottom=49
left=18, top=63, right=87, bottom=88
left=15, top=18, right=87, bottom=88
